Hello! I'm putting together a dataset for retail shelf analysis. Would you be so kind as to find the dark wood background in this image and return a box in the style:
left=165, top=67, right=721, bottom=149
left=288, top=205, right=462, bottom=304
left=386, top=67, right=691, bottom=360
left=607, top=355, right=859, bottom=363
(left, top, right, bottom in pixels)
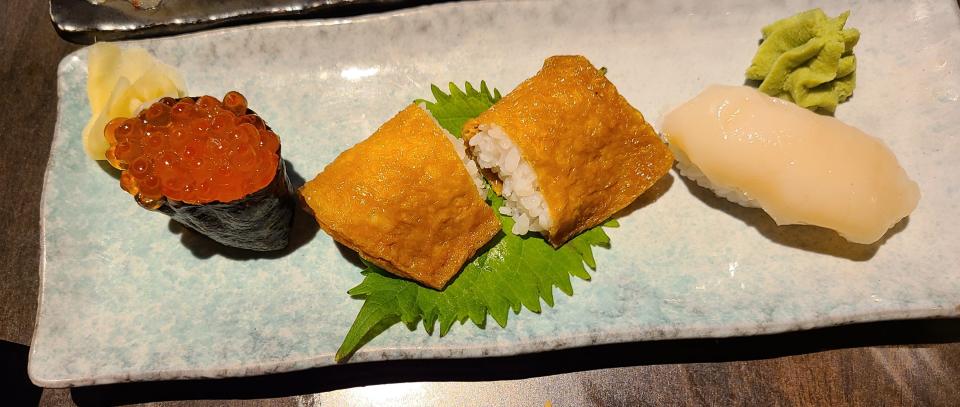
left=2, top=0, right=958, bottom=405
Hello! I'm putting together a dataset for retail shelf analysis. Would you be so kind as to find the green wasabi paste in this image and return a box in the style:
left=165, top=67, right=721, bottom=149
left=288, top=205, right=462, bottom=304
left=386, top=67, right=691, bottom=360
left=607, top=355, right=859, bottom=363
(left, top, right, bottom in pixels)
left=746, top=8, right=860, bottom=113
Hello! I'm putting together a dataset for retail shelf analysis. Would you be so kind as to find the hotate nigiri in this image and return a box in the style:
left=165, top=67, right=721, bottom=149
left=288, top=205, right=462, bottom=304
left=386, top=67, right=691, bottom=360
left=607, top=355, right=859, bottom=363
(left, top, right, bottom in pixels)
left=661, top=85, right=919, bottom=244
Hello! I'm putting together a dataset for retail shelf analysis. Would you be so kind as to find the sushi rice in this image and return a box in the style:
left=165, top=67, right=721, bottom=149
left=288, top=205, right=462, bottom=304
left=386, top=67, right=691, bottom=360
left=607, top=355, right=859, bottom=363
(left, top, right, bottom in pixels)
left=467, top=124, right=553, bottom=236
left=666, top=141, right=760, bottom=209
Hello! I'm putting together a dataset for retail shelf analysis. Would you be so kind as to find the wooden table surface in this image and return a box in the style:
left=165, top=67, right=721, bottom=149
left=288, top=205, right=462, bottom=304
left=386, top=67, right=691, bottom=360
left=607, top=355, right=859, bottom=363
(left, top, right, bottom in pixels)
left=2, top=0, right=959, bottom=405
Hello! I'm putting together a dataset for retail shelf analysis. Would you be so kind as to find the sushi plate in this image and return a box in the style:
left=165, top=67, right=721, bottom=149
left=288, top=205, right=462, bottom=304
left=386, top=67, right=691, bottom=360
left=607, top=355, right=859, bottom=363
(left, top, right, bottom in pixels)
left=30, top=0, right=960, bottom=387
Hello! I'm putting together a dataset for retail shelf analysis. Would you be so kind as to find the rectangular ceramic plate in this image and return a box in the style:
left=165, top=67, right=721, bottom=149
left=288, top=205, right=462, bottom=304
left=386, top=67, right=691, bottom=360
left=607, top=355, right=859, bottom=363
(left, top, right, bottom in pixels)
left=30, top=0, right=960, bottom=387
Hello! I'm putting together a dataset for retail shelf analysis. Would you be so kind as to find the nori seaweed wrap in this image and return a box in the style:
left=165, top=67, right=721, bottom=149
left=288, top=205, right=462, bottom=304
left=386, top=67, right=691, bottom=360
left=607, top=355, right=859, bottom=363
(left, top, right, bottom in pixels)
left=104, top=92, right=295, bottom=251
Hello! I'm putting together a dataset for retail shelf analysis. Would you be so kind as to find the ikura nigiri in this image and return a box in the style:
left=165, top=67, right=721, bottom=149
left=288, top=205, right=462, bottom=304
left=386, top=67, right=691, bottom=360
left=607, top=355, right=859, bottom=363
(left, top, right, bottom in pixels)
left=104, top=92, right=295, bottom=251
left=661, top=85, right=919, bottom=244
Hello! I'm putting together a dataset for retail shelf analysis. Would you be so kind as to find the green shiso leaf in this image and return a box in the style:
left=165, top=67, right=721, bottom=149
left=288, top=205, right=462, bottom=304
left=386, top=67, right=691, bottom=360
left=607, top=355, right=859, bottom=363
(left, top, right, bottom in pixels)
left=416, top=81, right=501, bottom=137
left=335, top=82, right=613, bottom=362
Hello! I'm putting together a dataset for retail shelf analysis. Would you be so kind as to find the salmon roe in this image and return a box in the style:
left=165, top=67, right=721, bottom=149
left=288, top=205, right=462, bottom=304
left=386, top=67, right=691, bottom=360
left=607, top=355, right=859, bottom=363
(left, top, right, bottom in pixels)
left=105, top=91, right=280, bottom=209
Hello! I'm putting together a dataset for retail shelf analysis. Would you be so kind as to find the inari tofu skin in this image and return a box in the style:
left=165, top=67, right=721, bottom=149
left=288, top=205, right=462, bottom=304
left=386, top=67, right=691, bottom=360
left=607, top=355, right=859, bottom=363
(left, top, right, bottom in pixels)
left=300, top=104, right=500, bottom=290
left=463, top=55, right=673, bottom=247
left=105, top=93, right=295, bottom=251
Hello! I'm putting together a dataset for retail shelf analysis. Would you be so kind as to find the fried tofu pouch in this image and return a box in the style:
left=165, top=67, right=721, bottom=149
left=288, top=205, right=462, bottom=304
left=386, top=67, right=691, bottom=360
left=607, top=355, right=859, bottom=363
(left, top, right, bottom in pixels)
left=463, top=55, right=674, bottom=247
left=300, top=104, right=501, bottom=289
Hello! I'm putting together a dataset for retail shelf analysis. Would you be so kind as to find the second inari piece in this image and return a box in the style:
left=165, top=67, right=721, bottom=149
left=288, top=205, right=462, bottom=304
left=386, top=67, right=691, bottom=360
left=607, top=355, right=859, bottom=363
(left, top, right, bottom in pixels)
left=463, top=55, right=674, bottom=247
left=300, top=104, right=500, bottom=289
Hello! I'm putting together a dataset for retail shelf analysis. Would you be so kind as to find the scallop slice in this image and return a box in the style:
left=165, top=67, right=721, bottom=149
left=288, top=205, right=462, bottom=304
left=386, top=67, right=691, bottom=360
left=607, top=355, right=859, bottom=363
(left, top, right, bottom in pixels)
left=661, top=85, right=920, bottom=244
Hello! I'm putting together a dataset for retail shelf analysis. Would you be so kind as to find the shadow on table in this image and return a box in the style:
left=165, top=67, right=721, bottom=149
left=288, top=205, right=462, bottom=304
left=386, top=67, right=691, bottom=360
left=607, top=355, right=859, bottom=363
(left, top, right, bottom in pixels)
left=68, top=318, right=960, bottom=405
left=0, top=341, right=42, bottom=406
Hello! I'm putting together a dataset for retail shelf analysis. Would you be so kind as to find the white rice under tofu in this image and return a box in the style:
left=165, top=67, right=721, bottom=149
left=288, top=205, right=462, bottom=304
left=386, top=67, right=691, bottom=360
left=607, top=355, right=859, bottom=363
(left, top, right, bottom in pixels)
left=468, top=124, right=553, bottom=236
left=667, top=142, right=760, bottom=208
left=417, top=104, right=487, bottom=199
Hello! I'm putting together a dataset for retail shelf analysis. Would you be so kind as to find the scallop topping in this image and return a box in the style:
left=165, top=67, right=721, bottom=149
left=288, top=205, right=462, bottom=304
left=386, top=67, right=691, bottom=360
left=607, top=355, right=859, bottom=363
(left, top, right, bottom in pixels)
left=105, top=91, right=281, bottom=209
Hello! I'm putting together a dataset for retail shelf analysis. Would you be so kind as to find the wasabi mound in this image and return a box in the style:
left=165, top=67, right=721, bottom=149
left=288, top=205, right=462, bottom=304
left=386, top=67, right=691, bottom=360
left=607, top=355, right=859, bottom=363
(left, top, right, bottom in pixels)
left=746, top=8, right=860, bottom=113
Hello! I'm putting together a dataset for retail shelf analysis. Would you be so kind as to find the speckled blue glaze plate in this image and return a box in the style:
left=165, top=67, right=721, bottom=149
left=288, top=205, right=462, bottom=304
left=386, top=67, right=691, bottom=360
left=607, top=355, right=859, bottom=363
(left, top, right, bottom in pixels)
left=30, top=0, right=960, bottom=387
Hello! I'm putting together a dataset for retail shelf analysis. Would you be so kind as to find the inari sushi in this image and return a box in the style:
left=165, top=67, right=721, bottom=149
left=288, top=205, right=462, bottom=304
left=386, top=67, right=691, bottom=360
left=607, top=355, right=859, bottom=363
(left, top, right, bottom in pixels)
left=300, top=104, right=500, bottom=289
left=661, top=85, right=920, bottom=244
left=462, top=55, right=674, bottom=247
left=104, top=92, right=295, bottom=251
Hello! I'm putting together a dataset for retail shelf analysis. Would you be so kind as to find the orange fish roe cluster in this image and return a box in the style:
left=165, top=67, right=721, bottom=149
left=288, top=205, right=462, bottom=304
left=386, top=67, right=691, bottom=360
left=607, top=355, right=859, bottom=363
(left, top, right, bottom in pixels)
left=105, top=91, right=280, bottom=209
